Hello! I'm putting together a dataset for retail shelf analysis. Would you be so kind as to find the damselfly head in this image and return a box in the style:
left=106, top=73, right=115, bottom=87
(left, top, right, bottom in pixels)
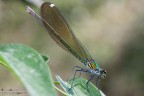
left=100, top=69, right=107, bottom=78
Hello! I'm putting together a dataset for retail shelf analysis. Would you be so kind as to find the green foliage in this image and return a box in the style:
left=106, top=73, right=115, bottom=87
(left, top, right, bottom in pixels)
left=56, top=76, right=105, bottom=96
left=0, top=44, right=105, bottom=96
left=0, top=44, right=57, bottom=96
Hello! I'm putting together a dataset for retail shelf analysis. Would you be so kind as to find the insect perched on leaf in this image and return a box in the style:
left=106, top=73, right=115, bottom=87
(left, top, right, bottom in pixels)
left=26, top=2, right=106, bottom=95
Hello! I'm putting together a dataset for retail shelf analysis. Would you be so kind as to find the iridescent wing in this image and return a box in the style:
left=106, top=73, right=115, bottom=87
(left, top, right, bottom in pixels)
left=41, top=2, right=94, bottom=66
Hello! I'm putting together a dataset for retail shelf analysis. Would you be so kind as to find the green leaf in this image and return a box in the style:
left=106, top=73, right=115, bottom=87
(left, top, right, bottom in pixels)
left=0, top=44, right=57, bottom=96
left=56, top=76, right=105, bottom=96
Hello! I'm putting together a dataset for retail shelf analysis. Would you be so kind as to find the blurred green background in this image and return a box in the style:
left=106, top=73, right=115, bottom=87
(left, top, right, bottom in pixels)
left=0, top=0, right=144, bottom=96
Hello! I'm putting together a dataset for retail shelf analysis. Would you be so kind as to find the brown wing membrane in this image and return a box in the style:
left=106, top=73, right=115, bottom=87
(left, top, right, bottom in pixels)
left=41, top=2, right=92, bottom=64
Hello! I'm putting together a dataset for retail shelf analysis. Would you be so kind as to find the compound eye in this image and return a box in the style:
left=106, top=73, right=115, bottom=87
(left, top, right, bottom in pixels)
left=103, top=70, right=107, bottom=74
left=101, top=70, right=107, bottom=78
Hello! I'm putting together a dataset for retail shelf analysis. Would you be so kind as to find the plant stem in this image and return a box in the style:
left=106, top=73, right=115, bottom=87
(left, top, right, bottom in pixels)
left=54, top=86, right=67, bottom=96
